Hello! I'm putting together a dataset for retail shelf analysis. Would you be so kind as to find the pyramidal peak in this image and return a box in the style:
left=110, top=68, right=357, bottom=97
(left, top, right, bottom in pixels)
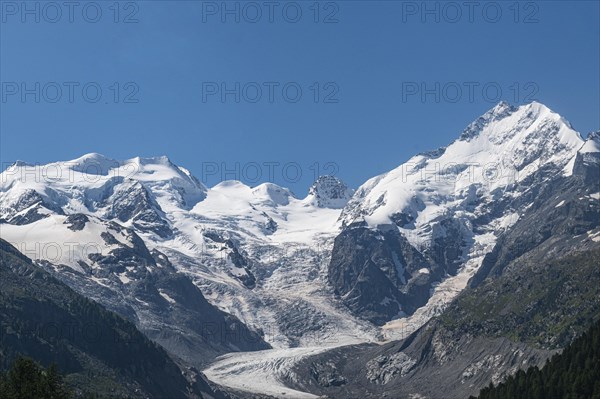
left=339, top=101, right=585, bottom=229
left=457, top=101, right=578, bottom=144
left=306, top=175, right=354, bottom=209
left=459, top=101, right=517, bottom=141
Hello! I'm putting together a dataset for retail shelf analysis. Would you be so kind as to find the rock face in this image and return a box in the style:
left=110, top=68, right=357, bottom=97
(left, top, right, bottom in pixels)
left=0, top=188, right=63, bottom=225
left=102, top=179, right=173, bottom=238
left=470, top=160, right=600, bottom=288
left=310, top=360, right=348, bottom=387
left=306, top=175, right=354, bottom=209
left=328, top=225, right=434, bottom=325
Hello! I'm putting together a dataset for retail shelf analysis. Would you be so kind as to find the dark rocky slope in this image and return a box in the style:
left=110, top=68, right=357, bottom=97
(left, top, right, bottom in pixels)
left=0, top=239, right=221, bottom=398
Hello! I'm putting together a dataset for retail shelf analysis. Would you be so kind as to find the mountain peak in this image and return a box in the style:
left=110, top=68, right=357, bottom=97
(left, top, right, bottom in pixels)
left=491, top=100, right=515, bottom=114
left=458, top=101, right=580, bottom=146
left=306, top=175, right=353, bottom=209
left=340, top=100, right=584, bottom=229
left=252, top=183, right=294, bottom=206
left=66, top=153, right=119, bottom=176
left=459, top=101, right=517, bottom=141
left=74, top=152, right=111, bottom=161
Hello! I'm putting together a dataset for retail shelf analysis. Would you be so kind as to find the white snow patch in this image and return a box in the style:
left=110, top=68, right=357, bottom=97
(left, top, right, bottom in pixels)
left=0, top=214, right=126, bottom=271
left=587, top=230, right=600, bottom=243
left=117, top=273, right=130, bottom=284
left=579, top=137, right=600, bottom=153
left=159, top=290, right=177, bottom=304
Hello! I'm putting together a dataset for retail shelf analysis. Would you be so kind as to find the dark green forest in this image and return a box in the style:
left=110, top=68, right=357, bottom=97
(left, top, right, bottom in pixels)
left=0, top=357, right=72, bottom=399
left=473, top=318, right=600, bottom=399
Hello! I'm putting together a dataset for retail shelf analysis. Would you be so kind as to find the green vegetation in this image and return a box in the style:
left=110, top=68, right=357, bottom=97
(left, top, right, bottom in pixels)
left=472, top=318, right=600, bottom=399
left=0, top=357, right=72, bottom=399
left=441, top=249, right=600, bottom=349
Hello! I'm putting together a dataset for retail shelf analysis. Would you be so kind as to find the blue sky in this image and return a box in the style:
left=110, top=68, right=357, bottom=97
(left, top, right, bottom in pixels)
left=1, top=0, right=598, bottom=194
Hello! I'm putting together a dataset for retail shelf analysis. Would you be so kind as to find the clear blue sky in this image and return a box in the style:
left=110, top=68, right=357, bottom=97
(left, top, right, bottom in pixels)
left=1, top=0, right=598, bottom=194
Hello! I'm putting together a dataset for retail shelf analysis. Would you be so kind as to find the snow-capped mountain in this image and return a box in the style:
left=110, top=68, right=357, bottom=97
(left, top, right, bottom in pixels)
left=0, top=151, right=376, bottom=358
left=289, top=120, right=600, bottom=399
left=329, top=101, right=589, bottom=327
left=0, top=101, right=598, bottom=397
left=340, top=101, right=582, bottom=230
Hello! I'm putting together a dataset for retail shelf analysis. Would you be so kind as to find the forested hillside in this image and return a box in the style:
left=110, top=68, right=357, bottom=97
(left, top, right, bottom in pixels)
left=473, top=318, right=600, bottom=399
